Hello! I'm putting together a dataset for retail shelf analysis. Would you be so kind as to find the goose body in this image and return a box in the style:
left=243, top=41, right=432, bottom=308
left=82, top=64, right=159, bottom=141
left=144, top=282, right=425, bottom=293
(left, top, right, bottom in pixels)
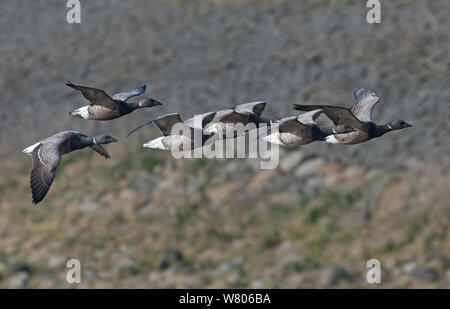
left=263, top=110, right=355, bottom=146
left=22, top=131, right=117, bottom=204
left=67, top=81, right=162, bottom=120
left=293, top=88, right=411, bottom=144
left=185, top=101, right=270, bottom=138
left=128, top=113, right=218, bottom=151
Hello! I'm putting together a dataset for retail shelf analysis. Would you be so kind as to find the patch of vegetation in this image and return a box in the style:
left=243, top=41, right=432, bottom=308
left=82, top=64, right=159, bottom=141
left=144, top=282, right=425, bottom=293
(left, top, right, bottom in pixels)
left=141, top=155, right=162, bottom=172
left=305, top=190, right=360, bottom=224
left=261, top=226, right=281, bottom=249
left=406, top=212, right=429, bottom=243
left=0, top=178, right=18, bottom=197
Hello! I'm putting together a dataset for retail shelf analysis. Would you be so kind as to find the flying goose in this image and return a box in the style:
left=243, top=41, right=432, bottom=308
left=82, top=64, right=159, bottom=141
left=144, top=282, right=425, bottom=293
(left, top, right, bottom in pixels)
left=22, top=131, right=117, bottom=204
left=293, top=88, right=412, bottom=144
left=263, top=110, right=355, bottom=146
left=67, top=81, right=162, bottom=120
left=128, top=113, right=218, bottom=151
left=185, top=102, right=270, bottom=137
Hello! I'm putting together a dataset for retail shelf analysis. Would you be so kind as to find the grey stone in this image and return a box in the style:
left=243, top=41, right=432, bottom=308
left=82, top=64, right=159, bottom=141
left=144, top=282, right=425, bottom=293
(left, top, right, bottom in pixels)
left=48, top=255, right=67, bottom=268
left=321, top=266, right=353, bottom=286
left=79, top=202, right=101, bottom=212
left=7, top=271, right=29, bottom=288
left=279, top=151, right=305, bottom=173
left=403, top=262, right=439, bottom=281
left=159, top=249, right=184, bottom=270
left=294, top=158, right=325, bottom=178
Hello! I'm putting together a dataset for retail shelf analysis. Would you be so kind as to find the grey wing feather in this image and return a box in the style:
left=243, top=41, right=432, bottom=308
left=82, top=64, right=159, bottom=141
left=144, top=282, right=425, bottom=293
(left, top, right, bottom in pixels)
left=214, top=110, right=248, bottom=123
left=66, top=81, right=118, bottom=109
left=277, top=116, right=309, bottom=134
left=153, top=113, right=191, bottom=136
left=234, top=101, right=266, bottom=116
left=185, top=112, right=216, bottom=129
left=89, top=145, right=110, bottom=159
left=127, top=113, right=188, bottom=137
left=112, top=85, right=146, bottom=102
left=351, top=88, right=380, bottom=122
left=30, top=144, right=60, bottom=204
left=297, top=110, right=323, bottom=125
left=293, top=104, right=364, bottom=129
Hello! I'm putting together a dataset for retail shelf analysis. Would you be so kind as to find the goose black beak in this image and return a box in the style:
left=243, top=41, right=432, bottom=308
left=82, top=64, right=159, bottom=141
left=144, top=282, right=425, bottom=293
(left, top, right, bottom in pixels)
left=151, top=99, right=163, bottom=106
left=406, top=123, right=412, bottom=128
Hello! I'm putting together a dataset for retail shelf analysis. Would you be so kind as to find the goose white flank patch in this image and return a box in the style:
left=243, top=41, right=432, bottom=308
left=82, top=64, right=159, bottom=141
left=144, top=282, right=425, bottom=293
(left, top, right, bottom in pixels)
left=143, top=137, right=166, bottom=150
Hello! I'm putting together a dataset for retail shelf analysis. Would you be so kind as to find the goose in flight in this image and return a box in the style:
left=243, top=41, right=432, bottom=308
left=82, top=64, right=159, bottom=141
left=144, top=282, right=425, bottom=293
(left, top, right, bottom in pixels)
left=67, top=81, right=162, bottom=120
left=185, top=101, right=271, bottom=137
left=128, top=113, right=218, bottom=151
left=293, top=88, right=411, bottom=144
left=22, top=131, right=117, bottom=204
left=263, top=110, right=355, bottom=146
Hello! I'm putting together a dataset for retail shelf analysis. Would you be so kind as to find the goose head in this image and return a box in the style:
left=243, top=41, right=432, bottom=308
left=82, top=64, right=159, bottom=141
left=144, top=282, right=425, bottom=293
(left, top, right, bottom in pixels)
left=387, top=120, right=412, bottom=130
left=138, top=98, right=163, bottom=108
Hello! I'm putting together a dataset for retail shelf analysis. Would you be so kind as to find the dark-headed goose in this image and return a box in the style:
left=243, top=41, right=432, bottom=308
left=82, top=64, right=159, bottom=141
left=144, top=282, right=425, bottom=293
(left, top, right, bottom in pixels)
left=67, top=81, right=162, bottom=120
left=263, top=110, right=355, bottom=146
left=293, top=88, right=412, bottom=144
left=22, top=131, right=117, bottom=204
left=128, top=113, right=218, bottom=151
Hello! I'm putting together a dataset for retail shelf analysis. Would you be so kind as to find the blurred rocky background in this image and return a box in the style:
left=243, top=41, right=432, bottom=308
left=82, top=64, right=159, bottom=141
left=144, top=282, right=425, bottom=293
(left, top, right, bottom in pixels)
left=0, top=0, right=448, bottom=288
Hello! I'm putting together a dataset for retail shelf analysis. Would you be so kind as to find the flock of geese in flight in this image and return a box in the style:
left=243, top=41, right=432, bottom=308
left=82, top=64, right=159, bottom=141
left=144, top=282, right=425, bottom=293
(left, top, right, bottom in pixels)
left=22, top=82, right=412, bottom=204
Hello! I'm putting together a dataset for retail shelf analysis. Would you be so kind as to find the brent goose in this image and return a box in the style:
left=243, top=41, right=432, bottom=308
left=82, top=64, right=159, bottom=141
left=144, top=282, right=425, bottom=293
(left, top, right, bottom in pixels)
left=128, top=113, right=218, bottom=151
left=67, top=81, right=162, bottom=120
left=22, top=131, right=117, bottom=204
left=263, top=110, right=355, bottom=146
left=186, top=102, right=270, bottom=137
left=293, top=88, right=412, bottom=144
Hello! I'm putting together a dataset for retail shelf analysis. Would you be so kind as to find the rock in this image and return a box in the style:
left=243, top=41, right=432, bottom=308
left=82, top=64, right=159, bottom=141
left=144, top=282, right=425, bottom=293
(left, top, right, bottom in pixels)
left=119, top=188, right=140, bottom=204
left=316, top=162, right=346, bottom=175
left=159, top=249, right=184, bottom=270
left=79, top=201, right=101, bottom=212
left=375, top=182, right=409, bottom=220
left=279, top=151, right=305, bottom=173
left=268, top=193, right=299, bottom=206
left=48, top=255, right=67, bottom=268
left=207, top=182, right=241, bottom=205
left=0, top=262, right=6, bottom=280
left=403, top=262, right=438, bottom=281
left=219, top=256, right=245, bottom=273
left=226, top=270, right=241, bottom=285
left=294, top=158, right=325, bottom=179
left=6, top=271, right=29, bottom=288
left=247, top=169, right=279, bottom=191
left=320, top=265, right=353, bottom=286
left=251, top=279, right=265, bottom=288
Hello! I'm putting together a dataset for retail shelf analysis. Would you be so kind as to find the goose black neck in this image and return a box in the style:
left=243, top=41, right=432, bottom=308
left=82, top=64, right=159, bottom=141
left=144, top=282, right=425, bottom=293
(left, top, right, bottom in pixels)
left=126, top=102, right=141, bottom=111
left=374, top=124, right=391, bottom=137
left=314, top=126, right=331, bottom=141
